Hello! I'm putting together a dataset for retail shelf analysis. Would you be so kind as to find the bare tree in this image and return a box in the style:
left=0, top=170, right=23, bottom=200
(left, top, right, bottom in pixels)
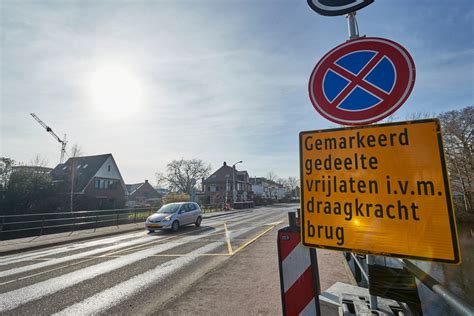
left=156, top=159, right=211, bottom=195
left=266, top=172, right=278, bottom=182
left=405, top=111, right=436, bottom=121
left=286, top=176, right=299, bottom=198
left=438, top=106, right=473, bottom=215
left=29, top=154, right=49, bottom=169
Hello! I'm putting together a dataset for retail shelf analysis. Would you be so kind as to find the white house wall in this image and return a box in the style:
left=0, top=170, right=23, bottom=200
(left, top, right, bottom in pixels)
left=252, top=184, right=265, bottom=195
left=94, top=156, right=129, bottom=196
left=95, top=157, right=122, bottom=179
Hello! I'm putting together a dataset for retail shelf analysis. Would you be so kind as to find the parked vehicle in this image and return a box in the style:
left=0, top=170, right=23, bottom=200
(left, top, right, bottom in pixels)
left=145, top=202, right=202, bottom=232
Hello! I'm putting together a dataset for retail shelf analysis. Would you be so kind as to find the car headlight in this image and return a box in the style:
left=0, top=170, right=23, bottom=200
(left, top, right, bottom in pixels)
left=146, top=217, right=151, bottom=222
left=164, top=215, right=171, bottom=221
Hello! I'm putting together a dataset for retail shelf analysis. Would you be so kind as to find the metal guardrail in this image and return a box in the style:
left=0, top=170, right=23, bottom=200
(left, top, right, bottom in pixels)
left=0, top=207, right=156, bottom=240
left=348, top=253, right=474, bottom=315
left=399, top=259, right=474, bottom=315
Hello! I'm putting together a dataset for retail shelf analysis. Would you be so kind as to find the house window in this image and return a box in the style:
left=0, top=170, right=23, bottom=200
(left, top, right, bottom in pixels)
left=108, top=165, right=111, bottom=172
left=62, top=166, right=68, bottom=170
left=76, top=164, right=81, bottom=169
left=83, top=164, right=88, bottom=169
left=95, top=179, right=100, bottom=188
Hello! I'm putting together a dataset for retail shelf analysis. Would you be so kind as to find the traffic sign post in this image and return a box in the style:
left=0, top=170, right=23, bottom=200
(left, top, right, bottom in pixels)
left=302, top=1, right=465, bottom=313
left=299, top=119, right=461, bottom=264
left=308, top=37, right=416, bottom=126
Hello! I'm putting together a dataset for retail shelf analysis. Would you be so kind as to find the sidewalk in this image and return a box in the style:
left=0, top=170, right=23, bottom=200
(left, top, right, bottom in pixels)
left=160, top=224, right=356, bottom=315
left=0, top=208, right=252, bottom=256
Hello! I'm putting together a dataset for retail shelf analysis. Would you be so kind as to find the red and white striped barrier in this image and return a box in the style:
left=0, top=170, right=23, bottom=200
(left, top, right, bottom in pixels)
left=278, top=227, right=320, bottom=316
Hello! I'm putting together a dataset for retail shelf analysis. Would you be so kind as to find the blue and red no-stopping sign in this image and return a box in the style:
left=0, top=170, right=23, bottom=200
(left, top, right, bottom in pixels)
left=308, top=37, right=416, bottom=125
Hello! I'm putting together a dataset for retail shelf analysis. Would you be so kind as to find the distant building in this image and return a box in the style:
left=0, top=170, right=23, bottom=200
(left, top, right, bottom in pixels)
left=155, top=188, right=170, bottom=196
left=50, top=153, right=128, bottom=210
left=202, top=161, right=252, bottom=206
left=126, top=180, right=160, bottom=207
left=250, top=177, right=288, bottom=200
left=250, top=177, right=269, bottom=197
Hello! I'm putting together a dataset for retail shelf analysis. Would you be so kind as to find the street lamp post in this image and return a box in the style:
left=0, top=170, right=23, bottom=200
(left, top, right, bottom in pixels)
left=225, top=174, right=230, bottom=205
left=232, top=160, right=242, bottom=207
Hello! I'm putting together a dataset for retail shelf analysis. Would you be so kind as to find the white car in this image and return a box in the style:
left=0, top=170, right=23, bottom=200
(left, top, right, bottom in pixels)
left=146, top=202, right=202, bottom=232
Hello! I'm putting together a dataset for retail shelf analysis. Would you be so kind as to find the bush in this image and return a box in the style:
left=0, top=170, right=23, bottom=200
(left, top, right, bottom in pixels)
left=162, top=192, right=190, bottom=204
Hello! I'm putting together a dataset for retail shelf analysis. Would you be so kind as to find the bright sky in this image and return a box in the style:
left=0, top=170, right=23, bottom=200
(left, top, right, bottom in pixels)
left=1, top=0, right=473, bottom=184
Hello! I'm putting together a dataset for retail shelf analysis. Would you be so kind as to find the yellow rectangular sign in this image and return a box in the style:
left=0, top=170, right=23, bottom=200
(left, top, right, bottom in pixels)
left=299, top=119, right=460, bottom=263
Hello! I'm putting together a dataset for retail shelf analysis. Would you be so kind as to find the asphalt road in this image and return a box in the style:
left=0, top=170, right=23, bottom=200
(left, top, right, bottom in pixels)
left=0, top=205, right=292, bottom=315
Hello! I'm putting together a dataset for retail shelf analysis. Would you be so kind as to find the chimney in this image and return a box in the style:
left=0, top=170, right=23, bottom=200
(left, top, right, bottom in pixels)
left=145, top=180, right=148, bottom=183
left=223, top=161, right=227, bottom=166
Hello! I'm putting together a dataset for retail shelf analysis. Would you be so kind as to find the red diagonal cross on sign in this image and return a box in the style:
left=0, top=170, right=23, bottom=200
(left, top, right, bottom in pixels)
left=328, top=52, right=389, bottom=107
left=308, top=37, right=416, bottom=125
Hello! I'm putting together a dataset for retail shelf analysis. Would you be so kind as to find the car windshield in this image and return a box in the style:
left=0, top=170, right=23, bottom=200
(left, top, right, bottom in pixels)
left=156, top=204, right=181, bottom=214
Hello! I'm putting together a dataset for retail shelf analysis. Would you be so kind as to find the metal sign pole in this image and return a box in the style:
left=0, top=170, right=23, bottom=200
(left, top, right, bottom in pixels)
left=347, top=8, right=380, bottom=312
left=366, top=255, right=378, bottom=310
left=346, top=12, right=359, bottom=39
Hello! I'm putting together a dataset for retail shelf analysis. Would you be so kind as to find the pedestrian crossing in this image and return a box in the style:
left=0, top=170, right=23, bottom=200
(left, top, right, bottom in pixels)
left=0, top=207, right=290, bottom=314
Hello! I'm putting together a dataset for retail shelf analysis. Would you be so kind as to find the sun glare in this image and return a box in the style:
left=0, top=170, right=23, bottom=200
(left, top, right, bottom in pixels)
left=87, top=64, right=143, bottom=119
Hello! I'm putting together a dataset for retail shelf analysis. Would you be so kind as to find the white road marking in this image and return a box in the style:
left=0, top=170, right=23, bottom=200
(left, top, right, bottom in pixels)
left=53, top=224, right=261, bottom=315
left=0, top=228, right=226, bottom=311
left=53, top=243, right=222, bottom=316
left=0, top=209, right=288, bottom=312
left=0, top=235, right=162, bottom=278
left=0, top=231, right=147, bottom=265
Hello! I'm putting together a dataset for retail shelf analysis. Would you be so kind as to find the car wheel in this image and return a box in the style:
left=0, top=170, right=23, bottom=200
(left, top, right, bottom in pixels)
left=148, top=229, right=154, bottom=233
left=195, top=216, right=202, bottom=227
left=172, top=221, right=179, bottom=232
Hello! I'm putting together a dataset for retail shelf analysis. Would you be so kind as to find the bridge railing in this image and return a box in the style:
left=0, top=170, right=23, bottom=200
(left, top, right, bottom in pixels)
left=0, top=207, right=156, bottom=240
left=348, top=253, right=474, bottom=315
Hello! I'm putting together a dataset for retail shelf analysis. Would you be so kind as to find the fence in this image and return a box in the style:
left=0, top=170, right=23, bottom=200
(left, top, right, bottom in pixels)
left=348, top=254, right=474, bottom=315
left=0, top=207, right=156, bottom=240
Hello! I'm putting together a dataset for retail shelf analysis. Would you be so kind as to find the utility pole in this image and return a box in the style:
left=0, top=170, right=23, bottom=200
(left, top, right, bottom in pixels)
left=232, top=160, right=242, bottom=207
left=225, top=174, right=230, bottom=206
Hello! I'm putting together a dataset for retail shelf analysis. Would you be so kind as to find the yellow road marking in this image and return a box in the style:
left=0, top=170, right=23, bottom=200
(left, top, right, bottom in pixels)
left=224, top=222, right=233, bottom=255
left=232, top=225, right=276, bottom=255
left=150, top=253, right=229, bottom=257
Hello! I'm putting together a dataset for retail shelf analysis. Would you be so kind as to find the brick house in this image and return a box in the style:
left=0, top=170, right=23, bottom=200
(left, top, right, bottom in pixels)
left=201, top=162, right=252, bottom=206
left=50, top=153, right=128, bottom=210
left=126, top=180, right=161, bottom=207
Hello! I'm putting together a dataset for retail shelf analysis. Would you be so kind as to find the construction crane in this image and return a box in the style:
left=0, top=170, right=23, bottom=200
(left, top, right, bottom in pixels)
left=30, top=113, right=68, bottom=164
